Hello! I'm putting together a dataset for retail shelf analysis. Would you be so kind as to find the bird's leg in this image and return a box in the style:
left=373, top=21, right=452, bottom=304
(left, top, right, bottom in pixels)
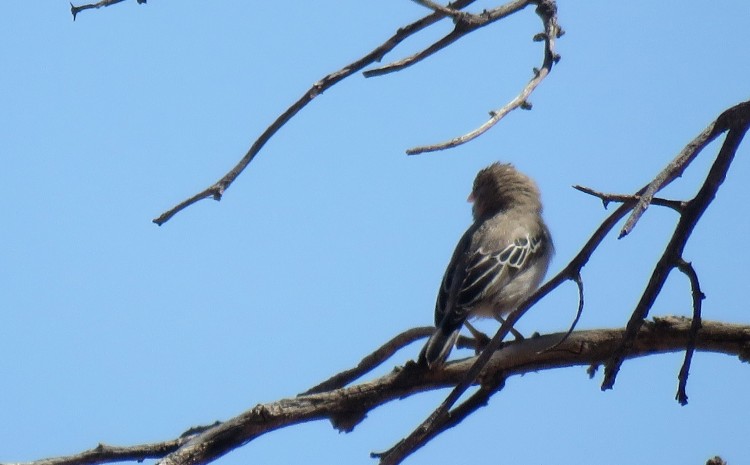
left=494, top=314, right=525, bottom=341
left=464, top=321, right=491, bottom=353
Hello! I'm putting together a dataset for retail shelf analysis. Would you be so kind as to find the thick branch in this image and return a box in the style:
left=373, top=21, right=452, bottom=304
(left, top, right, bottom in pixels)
left=8, top=318, right=749, bottom=465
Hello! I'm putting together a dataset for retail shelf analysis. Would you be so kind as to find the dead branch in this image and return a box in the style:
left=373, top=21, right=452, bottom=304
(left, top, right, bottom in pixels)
left=150, top=0, right=560, bottom=225
left=364, top=0, right=532, bottom=78
left=602, top=100, right=750, bottom=391
left=7, top=317, right=749, bottom=465
left=404, top=0, right=562, bottom=154
left=70, top=0, right=145, bottom=21
left=150, top=0, right=480, bottom=225
left=71, top=0, right=561, bottom=219
left=377, top=98, right=750, bottom=464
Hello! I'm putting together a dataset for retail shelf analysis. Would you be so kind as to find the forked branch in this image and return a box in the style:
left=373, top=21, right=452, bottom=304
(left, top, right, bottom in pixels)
left=7, top=318, right=749, bottom=465
left=378, top=99, right=750, bottom=464
left=150, top=0, right=560, bottom=225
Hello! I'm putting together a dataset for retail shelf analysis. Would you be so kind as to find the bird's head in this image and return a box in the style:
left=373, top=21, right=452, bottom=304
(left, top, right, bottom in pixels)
left=470, top=162, right=542, bottom=220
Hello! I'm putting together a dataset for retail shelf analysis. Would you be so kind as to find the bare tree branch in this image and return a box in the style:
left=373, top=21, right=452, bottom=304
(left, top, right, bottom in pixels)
left=301, top=327, right=433, bottom=395
left=573, top=185, right=685, bottom=213
left=68, top=0, right=562, bottom=225
left=149, top=0, right=561, bottom=224
left=619, top=101, right=750, bottom=238
left=70, top=0, right=145, bottom=21
left=301, top=327, right=482, bottom=395
left=602, top=100, right=750, bottom=391
left=57, top=4, right=750, bottom=464
left=379, top=98, right=750, bottom=464
left=410, top=0, right=467, bottom=19
left=5, top=438, right=183, bottom=465
left=404, top=0, right=562, bottom=154
left=364, top=0, right=532, bottom=78
left=7, top=318, right=749, bottom=465
left=674, top=259, right=704, bottom=405
left=151, top=0, right=479, bottom=226
left=537, top=271, right=583, bottom=355
left=371, top=369, right=507, bottom=462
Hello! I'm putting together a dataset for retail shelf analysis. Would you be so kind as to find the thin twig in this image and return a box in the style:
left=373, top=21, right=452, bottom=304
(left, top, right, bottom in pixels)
left=301, top=327, right=433, bottom=395
left=537, top=272, right=584, bottom=354
left=364, top=0, right=531, bottom=78
left=70, top=0, right=144, bottom=21
left=674, top=259, right=704, bottom=405
left=302, top=327, right=481, bottom=395
left=371, top=371, right=506, bottom=461
left=410, top=0, right=465, bottom=19
left=618, top=113, right=734, bottom=238
left=152, top=0, right=476, bottom=225
left=405, top=0, right=561, bottom=154
left=573, top=185, right=684, bottom=213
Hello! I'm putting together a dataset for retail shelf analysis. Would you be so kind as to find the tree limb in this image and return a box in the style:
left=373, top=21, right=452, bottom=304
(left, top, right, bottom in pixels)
left=602, top=100, right=750, bottom=391
left=70, top=0, right=145, bottom=21
left=380, top=98, right=750, bottom=464
left=149, top=0, right=561, bottom=224
left=150, top=1, right=482, bottom=225
left=6, top=317, right=749, bottom=465
left=404, top=0, right=562, bottom=154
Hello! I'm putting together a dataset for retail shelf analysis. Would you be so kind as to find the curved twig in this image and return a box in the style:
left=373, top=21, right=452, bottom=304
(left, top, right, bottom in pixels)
left=405, top=0, right=561, bottom=154
left=538, top=272, right=584, bottom=354
left=364, top=0, right=532, bottom=78
left=301, top=327, right=434, bottom=395
left=70, top=0, right=141, bottom=21
left=152, top=0, right=477, bottom=225
left=674, top=259, right=704, bottom=405
left=302, top=327, right=480, bottom=395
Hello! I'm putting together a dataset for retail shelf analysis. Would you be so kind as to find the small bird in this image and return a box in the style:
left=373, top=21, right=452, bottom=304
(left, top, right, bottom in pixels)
left=419, top=162, right=553, bottom=369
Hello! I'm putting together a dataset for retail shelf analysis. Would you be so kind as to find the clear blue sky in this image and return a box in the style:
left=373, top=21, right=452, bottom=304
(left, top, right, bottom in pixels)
left=2, top=1, right=749, bottom=464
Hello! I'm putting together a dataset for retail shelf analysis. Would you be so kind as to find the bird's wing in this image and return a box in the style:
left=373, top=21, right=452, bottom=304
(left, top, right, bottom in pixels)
left=439, top=233, right=545, bottom=328
left=434, top=227, right=476, bottom=327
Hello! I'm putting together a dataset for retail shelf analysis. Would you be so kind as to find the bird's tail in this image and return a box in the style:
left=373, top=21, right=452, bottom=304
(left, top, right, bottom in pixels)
left=419, top=326, right=460, bottom=369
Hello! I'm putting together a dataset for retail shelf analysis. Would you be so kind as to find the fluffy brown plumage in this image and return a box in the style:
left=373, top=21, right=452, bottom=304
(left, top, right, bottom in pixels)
left=420, top=162, right=553, bottom=369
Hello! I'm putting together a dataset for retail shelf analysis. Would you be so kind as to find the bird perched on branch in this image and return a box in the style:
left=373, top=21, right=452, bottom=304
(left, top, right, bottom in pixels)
left=419, top=162, right=553, bottom=369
